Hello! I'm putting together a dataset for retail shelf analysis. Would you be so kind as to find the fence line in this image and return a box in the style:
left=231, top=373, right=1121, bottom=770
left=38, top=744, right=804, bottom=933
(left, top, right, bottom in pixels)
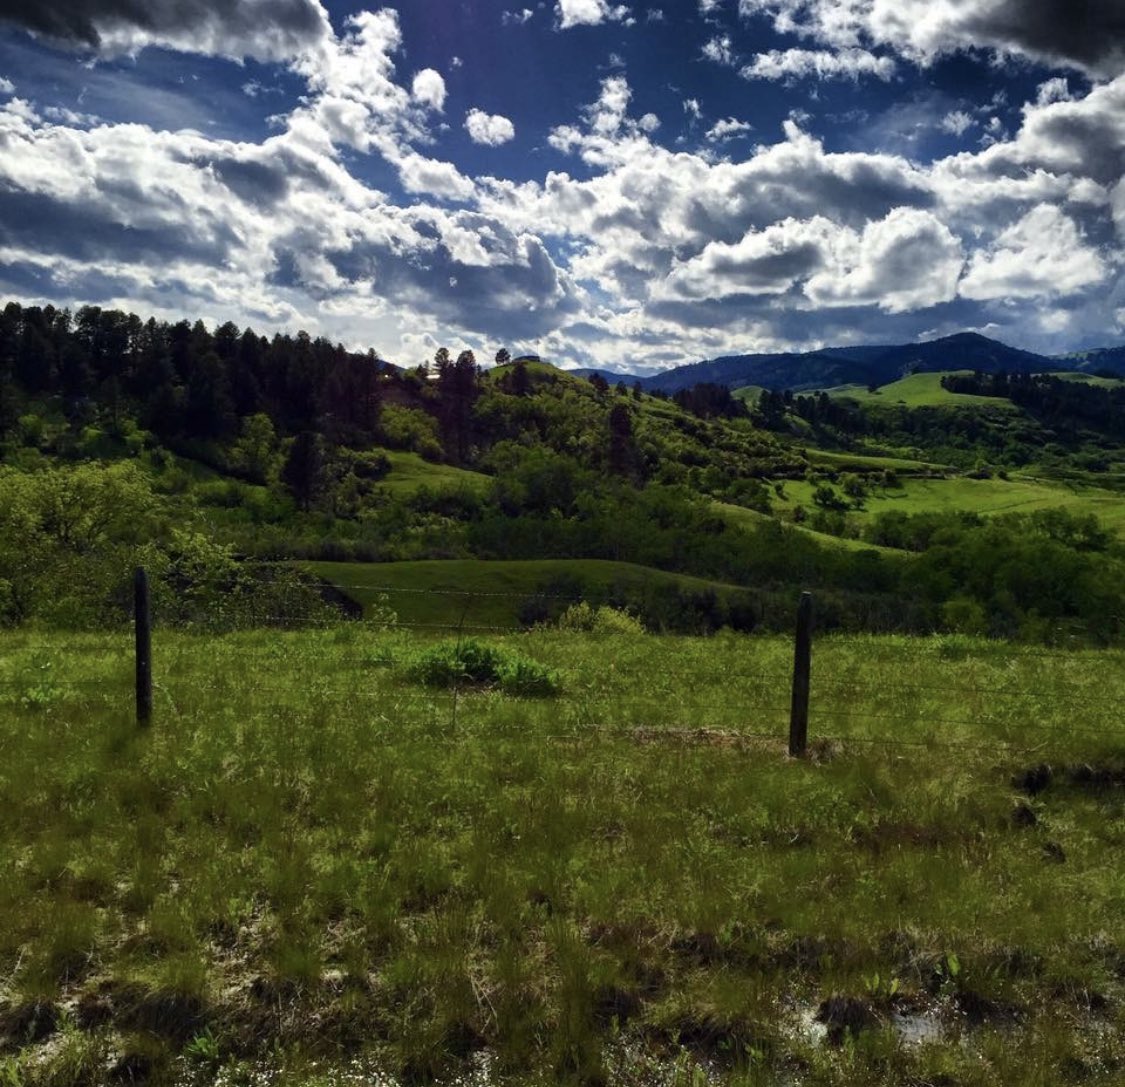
left=1, top=574, right=1123, bottom=756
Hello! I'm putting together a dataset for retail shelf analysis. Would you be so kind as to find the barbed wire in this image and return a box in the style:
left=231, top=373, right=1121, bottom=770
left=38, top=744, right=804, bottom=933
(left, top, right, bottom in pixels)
left=4, top=609, right=1125, bottom=755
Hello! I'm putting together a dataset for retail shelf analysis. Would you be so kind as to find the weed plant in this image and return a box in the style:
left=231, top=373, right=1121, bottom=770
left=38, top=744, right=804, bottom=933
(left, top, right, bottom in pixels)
left=0, top=626, right=1122, bottom=1085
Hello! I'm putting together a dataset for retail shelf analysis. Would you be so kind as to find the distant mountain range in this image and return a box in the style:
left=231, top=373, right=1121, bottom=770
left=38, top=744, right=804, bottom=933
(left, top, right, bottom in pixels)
left=571, top=333, right=1125, bottom=394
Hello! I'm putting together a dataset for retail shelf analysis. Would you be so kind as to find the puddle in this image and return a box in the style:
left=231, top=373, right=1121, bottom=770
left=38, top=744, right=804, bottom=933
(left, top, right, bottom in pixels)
left=892, top=1010, right=944, bottom=1045
left=794, top=1003, right=945, bottom=1047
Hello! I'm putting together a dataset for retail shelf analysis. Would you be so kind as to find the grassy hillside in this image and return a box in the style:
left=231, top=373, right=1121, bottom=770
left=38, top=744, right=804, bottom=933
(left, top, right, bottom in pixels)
left=828, top=371, right=1020, bottom=409
left=803, top=448, right=950, bottom=474
left=305, top=558, right=764, bottom=627
left=713, top=501, right=902, bottom=554
left=1, top=626, right=1122, bottom=1086
left=380, top=450, right=490, bottom=495
left=772, top=473, right=1125, bottom=537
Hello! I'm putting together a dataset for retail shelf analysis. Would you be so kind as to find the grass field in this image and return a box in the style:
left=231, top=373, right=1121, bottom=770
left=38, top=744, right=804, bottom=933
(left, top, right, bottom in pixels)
left=801, top=449, right=949, bottom=474
left=304, top=558, right=757, bottom=627
left=712, top=502, right=900, bottom=554
left=380, top=451, right=490, bottom=496
left=825, top=372, right=1021, bottom=410
left=771, top=473, right=1125, bottom=538
left=0, top=626, right=1122, bottom=1086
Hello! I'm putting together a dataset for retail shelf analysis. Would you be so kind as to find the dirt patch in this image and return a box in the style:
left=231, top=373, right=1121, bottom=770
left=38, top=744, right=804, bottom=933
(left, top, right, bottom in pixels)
left=0, top=1000, right=59, bottom=1049
left=74, top=981, right=206, bottom=1045
left=951, top=989, right=1022, bottom=1026
left=1013, top=763, right=1053, bottom=795
left=651, top=1010, right=761, bottom=1064
left=1013, top=763, right=1125, bottom=795
left=815, top=995, right=880, bottom=1045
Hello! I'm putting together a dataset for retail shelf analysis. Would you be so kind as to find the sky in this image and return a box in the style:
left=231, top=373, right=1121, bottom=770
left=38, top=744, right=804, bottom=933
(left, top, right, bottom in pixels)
left=0, top=1, right=1124, bottom=372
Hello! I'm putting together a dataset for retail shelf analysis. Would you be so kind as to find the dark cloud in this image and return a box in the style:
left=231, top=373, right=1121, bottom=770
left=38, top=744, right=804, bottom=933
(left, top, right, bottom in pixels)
left=0, top=187, right=238, bottom=266
left=965, top=0, right=1125, bottom=77
left=0, top=0, right=328, bottom=59
left=208, top=157, right=291, bottom=207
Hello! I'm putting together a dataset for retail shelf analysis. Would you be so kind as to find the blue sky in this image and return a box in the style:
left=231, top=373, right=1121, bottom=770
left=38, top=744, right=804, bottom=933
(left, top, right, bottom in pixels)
left=0, top=0, right=1123, bottom=371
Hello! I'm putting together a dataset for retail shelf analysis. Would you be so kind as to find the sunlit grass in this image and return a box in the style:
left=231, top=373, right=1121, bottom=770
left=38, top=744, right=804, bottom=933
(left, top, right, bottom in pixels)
left=0, top=627, right=1122, bottom=1085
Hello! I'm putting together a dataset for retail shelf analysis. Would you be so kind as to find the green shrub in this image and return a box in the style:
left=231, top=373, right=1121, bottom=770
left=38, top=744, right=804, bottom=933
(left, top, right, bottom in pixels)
left=556, top=602, right=646, bottom=636
left=407, top=639, right=559, bottom=696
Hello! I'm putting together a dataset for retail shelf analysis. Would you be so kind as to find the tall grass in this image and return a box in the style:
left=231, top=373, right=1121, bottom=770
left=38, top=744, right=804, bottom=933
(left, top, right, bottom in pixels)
left=0, top=626, right=1122, bottom=1085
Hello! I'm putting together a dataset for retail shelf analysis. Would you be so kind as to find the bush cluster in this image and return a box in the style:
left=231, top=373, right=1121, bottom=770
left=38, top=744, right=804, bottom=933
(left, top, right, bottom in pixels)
left=406, top=639, right=560, bottom=696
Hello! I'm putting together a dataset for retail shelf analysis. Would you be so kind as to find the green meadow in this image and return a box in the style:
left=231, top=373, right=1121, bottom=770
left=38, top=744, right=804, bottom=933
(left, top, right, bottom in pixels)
left=304, top=558, right=756, bottom=627
left=379, top=452, right=490, bottom=497
left=825, top=372, right=1021, bottom=410
left=773, top=474, right=1125, bottom=538
left=1, top=625, right=1122, bottom=1086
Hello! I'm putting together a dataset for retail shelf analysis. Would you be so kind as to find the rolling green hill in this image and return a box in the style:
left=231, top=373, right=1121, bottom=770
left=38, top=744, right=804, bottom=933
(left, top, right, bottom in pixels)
left=304, top=558, right=767, bottom=628
left=828, top=371, right=1020, bottom=409
left=380, top=450, right=490, bottom=495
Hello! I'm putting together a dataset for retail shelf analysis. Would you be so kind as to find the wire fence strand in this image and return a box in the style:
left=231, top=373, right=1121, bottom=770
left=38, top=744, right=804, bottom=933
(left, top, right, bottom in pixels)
left=4, top=594, right=1125, bottom=755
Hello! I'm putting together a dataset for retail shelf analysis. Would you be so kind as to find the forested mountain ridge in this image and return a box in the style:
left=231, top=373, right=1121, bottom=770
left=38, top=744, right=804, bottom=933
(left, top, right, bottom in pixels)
left=637, top=332, right=1107, bottom=395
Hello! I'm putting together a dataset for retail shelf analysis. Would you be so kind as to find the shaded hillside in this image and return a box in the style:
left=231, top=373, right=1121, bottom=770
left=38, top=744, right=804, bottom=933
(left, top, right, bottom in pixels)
left=1060, top=344, right=1125, bottom=377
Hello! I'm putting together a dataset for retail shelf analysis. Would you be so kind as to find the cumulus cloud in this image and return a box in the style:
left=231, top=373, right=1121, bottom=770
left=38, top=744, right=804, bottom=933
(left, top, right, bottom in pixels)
left=737, top=0, right=1125, bottom=79
left=804, top=208, right=965, bottom=313
left=0, top=77, right=13, bottom=95
left=660, top=217, right=836, bottom=300
left=0, top=0, right=332, bottom=62
left=465, top=108, right=516, bottom=146
left=4, top=0, right=1125, bottom=369
left=959, top=204, right=1107, bottom=300
left=396, top=152, right=477, bottom=200
left=555, top=0, right=631, bottom=30
left=741, top=48, right=896, bottom=81
left=411, top=69, right=447, bottom=112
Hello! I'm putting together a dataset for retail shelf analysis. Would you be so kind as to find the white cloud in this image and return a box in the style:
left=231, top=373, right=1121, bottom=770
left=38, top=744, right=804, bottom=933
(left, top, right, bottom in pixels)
left=0, top=78, right=14, bottom=96
left=395, top=152, right=477, bottom=200
left=1034, top=77, right=1073, bottom=107
left=741, top=48, right=896, bottom=82
left=940, top=110, right=974, bottom=137
left=735, top=0, right=1125, bottom=79
left=706, top=117, right=753, bottom=141
left=556, top=0, right=631, bottom=29
left=465, top=109, right=516, bottom=146
left=411, top=69, right=447, bottom=112
left=702, top=35, right=734, bottom=65
left=959, top=204, right=1107, bottom=300
left=683, top=98, right=702, bottom=120
left=502, top=8, right=536, bottom=26
left=805, top=208, right=965, bottom=313
left=660, top=217, right=837, bottom=300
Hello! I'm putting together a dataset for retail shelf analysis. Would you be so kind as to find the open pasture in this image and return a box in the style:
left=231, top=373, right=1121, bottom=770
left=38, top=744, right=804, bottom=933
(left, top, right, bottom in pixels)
left=0, top=625, right=1122, bottom=1086
left=304, top=559, right=756, bottom=628
left=773, top=473, right=1125, bottom=538
left=825, top=372, right=1021, bottom=410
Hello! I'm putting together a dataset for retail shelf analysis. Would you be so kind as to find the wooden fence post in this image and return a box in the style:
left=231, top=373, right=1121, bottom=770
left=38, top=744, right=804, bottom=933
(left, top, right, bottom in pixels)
left=134, top=567, right=152, bottom=727
left=789, top=591, right=813, bottom=757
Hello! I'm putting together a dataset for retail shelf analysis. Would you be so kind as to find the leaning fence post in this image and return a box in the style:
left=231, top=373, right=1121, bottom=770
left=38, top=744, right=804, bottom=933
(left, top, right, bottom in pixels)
left=134, top=567, right=152, bottom=727
left=789, top=591, right=813, bottom=757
